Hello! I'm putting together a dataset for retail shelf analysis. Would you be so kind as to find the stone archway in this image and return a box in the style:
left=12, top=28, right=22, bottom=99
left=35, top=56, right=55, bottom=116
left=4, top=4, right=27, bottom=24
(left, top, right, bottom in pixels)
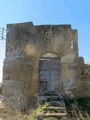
left=39, top=52, right=60, bottom=93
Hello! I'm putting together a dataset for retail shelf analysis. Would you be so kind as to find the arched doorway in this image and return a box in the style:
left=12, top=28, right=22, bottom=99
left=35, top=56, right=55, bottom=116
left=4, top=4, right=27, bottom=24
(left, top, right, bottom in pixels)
left=39, top=52, right=60, bottom=93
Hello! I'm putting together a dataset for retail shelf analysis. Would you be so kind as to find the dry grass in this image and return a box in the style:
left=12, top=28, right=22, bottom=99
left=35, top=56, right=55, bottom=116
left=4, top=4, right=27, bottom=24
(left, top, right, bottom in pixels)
left=0, top=101, right=36, bottom=120
left=65, top=97, right=90, bottom=120
left=0, top=97, right=90, bottom=120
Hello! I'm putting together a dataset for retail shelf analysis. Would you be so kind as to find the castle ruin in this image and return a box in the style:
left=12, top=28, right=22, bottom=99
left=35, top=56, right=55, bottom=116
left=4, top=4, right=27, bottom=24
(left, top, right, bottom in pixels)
left=2, top=22, right=90, bottom=109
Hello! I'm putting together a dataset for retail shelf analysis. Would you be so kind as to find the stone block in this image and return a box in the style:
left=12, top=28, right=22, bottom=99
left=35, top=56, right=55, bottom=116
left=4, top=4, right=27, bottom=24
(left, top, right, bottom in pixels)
left=63, top=80, right=75, bottom=88
left=84, top=80, right=90, bottom=89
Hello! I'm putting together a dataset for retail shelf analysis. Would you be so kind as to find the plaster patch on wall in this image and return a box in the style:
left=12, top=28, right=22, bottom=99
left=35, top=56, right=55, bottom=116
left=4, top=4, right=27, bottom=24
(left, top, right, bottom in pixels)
left=61, top=53, right=76, bottom=62
left=42, top=52, right=58, bottom=58
left=24, top=44, right=36, bottom=55
left=63, top=80, right=75, bottom=88
left=4, top=54, right=24, bottom=63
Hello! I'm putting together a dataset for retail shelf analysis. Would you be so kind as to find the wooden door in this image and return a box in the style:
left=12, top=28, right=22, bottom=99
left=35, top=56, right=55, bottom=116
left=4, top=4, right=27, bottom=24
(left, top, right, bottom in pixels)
left=49, top=60, right=60, bottom=91
left=39, top=59, right=60, bottom=92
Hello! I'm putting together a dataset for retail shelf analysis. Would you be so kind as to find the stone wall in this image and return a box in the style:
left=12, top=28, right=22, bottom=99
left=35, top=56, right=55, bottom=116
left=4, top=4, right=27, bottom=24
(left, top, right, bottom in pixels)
left=64, top=57, right=90, bottom=97
left=0, top=83, right=2, bottom=95
left=2, top=22, right=90, bottom=108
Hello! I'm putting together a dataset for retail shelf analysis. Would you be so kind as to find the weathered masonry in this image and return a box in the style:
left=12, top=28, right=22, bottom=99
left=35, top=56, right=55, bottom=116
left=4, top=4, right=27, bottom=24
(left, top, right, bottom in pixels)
left=2, top=22, right=90, bottom=108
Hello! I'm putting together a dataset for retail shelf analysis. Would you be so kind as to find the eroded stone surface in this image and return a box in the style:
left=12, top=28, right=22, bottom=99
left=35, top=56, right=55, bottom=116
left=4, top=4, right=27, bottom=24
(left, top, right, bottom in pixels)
left=2, top=22, right=90, bottom=109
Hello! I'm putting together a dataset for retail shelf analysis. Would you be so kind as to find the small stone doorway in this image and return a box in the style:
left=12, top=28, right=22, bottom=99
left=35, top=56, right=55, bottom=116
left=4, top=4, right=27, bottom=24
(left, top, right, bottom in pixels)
left=39, top=58, right=60, bottom=93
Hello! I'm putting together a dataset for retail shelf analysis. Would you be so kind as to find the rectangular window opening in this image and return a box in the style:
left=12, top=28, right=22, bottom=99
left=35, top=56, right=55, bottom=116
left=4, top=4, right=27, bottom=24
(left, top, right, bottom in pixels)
left=70, top=40, right=73, bottom=49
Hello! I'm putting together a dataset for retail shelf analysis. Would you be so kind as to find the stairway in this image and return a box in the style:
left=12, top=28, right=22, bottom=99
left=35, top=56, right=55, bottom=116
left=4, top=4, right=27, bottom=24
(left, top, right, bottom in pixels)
left=36, top=91, right=67, bottom=120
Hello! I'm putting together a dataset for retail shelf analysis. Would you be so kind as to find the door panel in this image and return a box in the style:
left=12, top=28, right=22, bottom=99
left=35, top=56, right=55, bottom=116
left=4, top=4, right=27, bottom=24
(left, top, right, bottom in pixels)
left=39, top=60, right=49, bottom=90
left=39, top=59, right=60, bottom=91
left=39, top=61, right=48, bottom=70
left=49, top=61, right=60, bottom=70
left=49, top=60, right=60, bottom=91
left=40, top=70, right=48, bottom=80
left=39, top=60, right=49, bottom=81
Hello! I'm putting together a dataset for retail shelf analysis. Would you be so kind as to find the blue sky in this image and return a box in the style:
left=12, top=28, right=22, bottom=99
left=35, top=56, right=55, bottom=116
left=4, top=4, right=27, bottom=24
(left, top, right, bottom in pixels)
left=0, top=0, right=90, bottom=82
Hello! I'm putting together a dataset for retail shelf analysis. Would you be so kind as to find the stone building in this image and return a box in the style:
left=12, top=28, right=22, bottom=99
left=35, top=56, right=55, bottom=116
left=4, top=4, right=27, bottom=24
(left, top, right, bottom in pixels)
left=2, top=22, right=90, bottom=108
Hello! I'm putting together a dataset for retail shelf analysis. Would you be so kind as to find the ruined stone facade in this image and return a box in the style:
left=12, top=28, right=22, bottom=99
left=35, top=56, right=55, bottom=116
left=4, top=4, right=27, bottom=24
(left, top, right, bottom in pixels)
left=2, top=22, right=90, bottom=108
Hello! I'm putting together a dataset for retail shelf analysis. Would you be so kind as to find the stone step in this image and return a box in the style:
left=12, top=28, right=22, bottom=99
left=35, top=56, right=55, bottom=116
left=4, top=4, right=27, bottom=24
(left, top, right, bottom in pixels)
left=45, top=106, right=66, bottom=109
left=38, top=95, right=63, bottom=98
left=38, top=96, right=64, bottom=103
left=37, top=112, right=67, bottom=119
left=39, top=95, right=63, bottom=97
left=37, top=92, right=67, bottom=120
left=48, top=101, right=65, bottom=107
left=39, top=91, right=63, bottom=97
left=43, top=107, right=67, bottom=113
left=37, top=117, right=67, bottom=120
